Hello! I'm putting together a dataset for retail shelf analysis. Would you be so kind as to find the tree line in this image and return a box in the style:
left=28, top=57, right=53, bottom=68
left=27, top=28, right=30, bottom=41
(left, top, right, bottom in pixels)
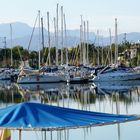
left=0, top=41, right=140, bottom=68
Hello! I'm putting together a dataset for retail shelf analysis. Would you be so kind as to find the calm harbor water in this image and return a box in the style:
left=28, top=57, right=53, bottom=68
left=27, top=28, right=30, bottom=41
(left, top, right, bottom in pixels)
left=0, top=80, right=140, bottom=140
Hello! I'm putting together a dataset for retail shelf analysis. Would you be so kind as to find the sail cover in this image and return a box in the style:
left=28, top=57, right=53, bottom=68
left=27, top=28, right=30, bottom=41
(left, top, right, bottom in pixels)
left=0, top=102, right=138, bottom=131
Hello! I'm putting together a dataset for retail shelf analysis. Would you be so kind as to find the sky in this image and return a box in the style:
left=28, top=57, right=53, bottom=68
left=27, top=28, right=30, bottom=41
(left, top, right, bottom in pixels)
left=0, top=0, right=140, bottom=35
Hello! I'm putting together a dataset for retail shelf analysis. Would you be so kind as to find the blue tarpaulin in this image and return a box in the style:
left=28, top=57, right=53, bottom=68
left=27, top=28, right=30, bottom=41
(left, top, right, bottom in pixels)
left=0, top=102, right=138, bottom=131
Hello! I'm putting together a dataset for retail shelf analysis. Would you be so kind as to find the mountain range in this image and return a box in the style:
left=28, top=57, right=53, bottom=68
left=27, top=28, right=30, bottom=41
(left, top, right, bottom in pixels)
left=0, top=22, right=140, bottom=50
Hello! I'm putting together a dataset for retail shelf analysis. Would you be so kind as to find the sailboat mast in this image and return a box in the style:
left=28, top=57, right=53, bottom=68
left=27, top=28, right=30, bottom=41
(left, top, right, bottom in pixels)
left=38, top=10, right=41, bottom=69
left=10, top=24, right=13, bottom=66
left=41, top=17, right=45, bottom=64
left=56, top=3, right=59, bottom=65
left=83, top=21, right=86, bottom=65
left=101, top=36, right=104, bottom=65
left=80, top=15, right=83, bottom=65
left=109, top=28, right=112, bottom=64
left=86, top=21, right=89, bottom=65
left=3, top=37, right=7, bottom=67
left=115, top=18, right=118, bottom=64
left=47, top=12, right=51, bottom=66
left=54, top=17, right=57, bottom=64
left=64, top=14, right=68, bottom=66
left=61, top=6, right=64, bottom=65
left=80, top=25, right=83, bottom=65
left=97, top=30, right=100, bottom=66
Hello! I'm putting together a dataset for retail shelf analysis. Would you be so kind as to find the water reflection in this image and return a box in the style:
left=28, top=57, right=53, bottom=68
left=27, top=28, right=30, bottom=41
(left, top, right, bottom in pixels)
left=94, top=80, right=140, bottom=94
left=94, top=80, right=140, bottom=113
left=0, top=80, right=140, bottom=110
left=0, top=80, right=140, bottom=140
left=0, top=81, right=22, bottom=104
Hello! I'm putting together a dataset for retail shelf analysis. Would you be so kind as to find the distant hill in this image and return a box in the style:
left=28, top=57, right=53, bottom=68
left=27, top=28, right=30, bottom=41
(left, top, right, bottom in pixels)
left=0, top=22, right=139, bottom=50
left=0, top=22, right=34, bottom=39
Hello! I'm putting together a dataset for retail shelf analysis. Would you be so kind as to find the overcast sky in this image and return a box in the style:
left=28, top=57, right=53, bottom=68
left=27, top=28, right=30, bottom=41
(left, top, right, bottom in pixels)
left=0, top=0, right=140, bottom=35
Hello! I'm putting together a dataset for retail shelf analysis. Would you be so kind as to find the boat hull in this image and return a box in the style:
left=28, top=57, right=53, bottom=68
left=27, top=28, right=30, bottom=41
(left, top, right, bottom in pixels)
left=17, top=73, right=66, bottom=84
left=91, top=72, right=140, bottom=82
left=69, top=77, right=89, bottom=84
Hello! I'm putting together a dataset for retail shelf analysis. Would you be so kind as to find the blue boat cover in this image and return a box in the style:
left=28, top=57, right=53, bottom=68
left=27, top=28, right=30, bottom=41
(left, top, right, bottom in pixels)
left=0, top=102, right=138, bottom=131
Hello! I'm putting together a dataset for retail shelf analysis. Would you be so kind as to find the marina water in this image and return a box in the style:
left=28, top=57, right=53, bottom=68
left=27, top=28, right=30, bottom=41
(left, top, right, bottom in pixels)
left=0, top=80, right=140, bottom=140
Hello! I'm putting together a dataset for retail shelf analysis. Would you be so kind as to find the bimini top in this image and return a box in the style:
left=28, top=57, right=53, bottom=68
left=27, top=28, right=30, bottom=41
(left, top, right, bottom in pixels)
left=0, top=102, right=138, bottom=131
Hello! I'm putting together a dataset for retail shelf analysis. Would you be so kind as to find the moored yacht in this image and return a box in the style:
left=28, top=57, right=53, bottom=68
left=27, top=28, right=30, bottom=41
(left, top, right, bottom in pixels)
left=17, top=68, right=67, bottom=84
left=67, top=65, right=90, bottom=84
left=90, top=65, right=140, bottom=82
left=0, top=68, right=19, bottom=81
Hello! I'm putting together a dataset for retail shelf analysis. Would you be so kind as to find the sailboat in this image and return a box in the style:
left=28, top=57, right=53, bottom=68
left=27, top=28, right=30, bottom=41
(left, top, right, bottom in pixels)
left=17, top=10, right=67, bottom=84
left=0, top=27, right=19, bottom=81
left=67, top=17, right=90, bottom=83
left=17, top=69, right=67, bottom=84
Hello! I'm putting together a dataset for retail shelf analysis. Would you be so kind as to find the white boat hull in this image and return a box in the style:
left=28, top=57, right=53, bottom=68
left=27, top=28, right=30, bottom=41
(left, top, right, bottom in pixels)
left=91, top=71, right=140, bottom=82
left=17, top=73, right=66, bottom=84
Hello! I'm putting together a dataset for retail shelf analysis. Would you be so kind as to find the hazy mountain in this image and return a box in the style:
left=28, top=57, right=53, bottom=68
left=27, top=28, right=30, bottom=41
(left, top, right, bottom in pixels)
left=118, top=32, right=140, bottom=43
left=0, top=22, right=139, bottom=50
left=0, top=22, right=33, bottom=39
